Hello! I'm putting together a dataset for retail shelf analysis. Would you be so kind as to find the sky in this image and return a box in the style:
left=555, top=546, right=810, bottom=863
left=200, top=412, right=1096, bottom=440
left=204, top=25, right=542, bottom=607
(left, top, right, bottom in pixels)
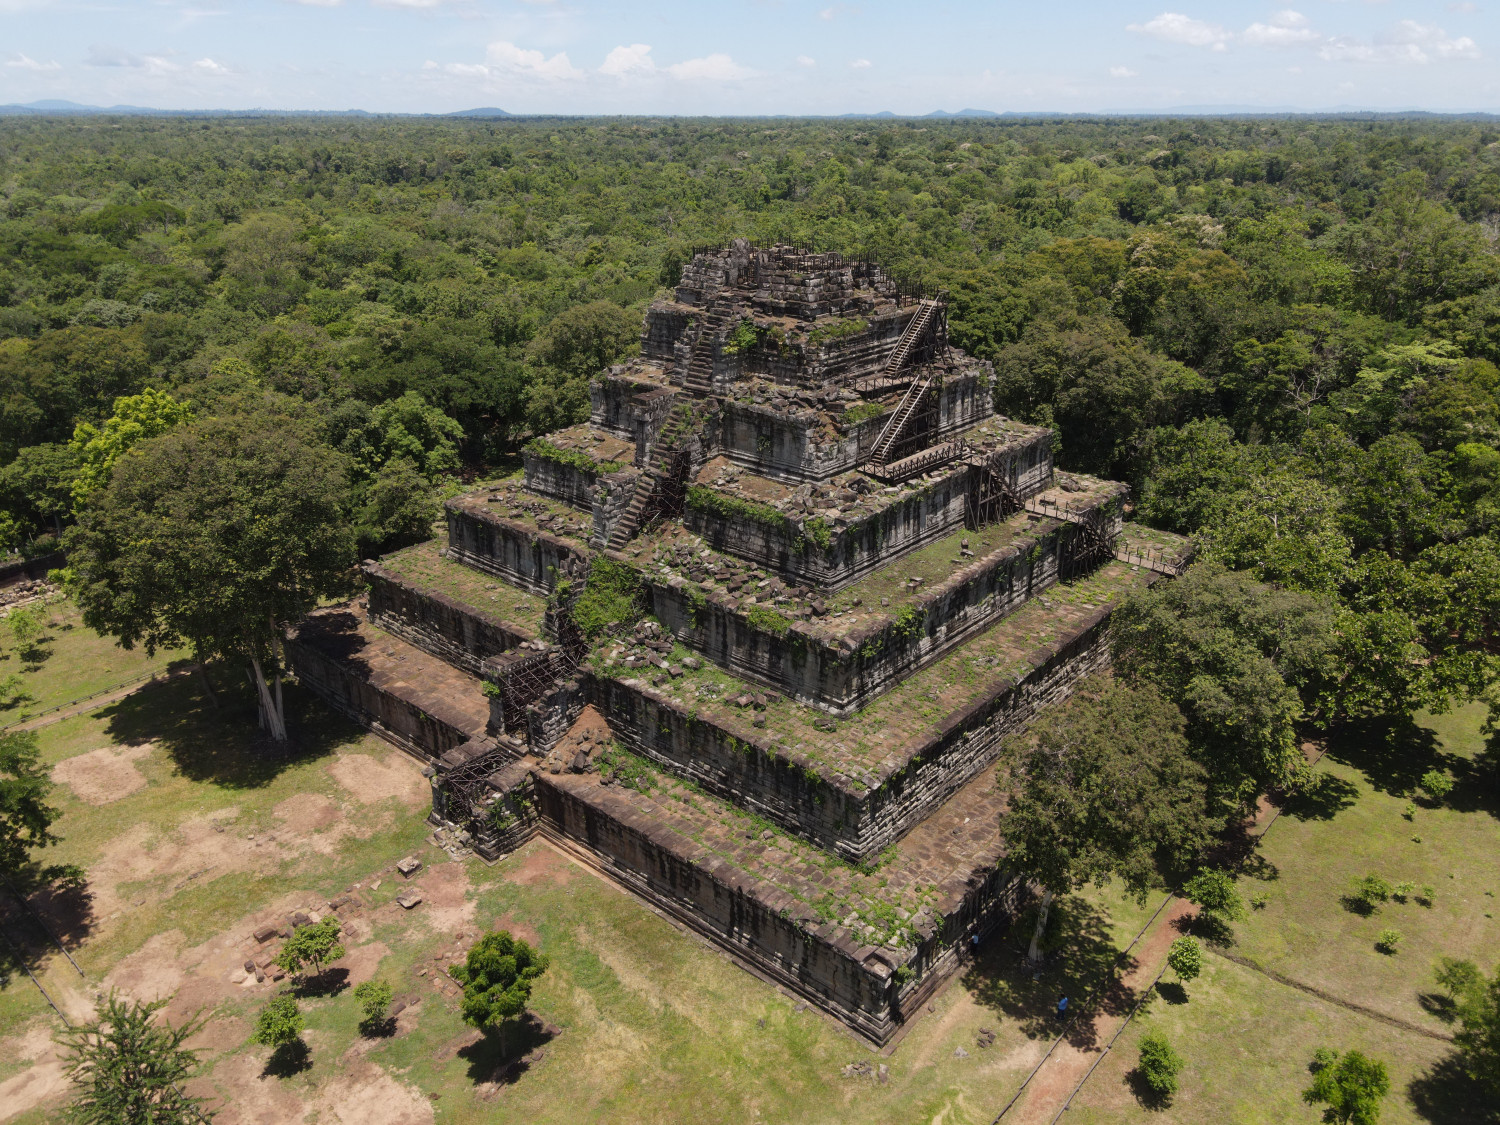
left=1, top=1, right=1498, bottom=115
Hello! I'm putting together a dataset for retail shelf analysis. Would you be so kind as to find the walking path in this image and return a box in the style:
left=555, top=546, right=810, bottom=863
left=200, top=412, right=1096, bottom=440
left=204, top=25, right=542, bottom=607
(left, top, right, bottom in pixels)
left=996, top=897, right=1195, bottom=1124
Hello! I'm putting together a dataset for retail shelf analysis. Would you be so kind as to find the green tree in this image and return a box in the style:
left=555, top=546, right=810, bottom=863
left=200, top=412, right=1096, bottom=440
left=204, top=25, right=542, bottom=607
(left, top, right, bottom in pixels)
left=1442, top=961, right=1500, bottom=1096
left=273, top=918, right=345, bottom=982
left=1304, top=1048, right=1391, bottom=1125
left=1135, top=418, right=1259, bottom=534
left=68, top=388, right=193, bottom=512
left=352, top=980, right=394, bottom=1037
left=57, top=992, right=213, bottom=1125
left=1183, top=869, right=1247, bottom=929
left=353, top=457, right=438, bottom=558
left=63, top=412, right=354, bottom=740
left=0, top=442, right=80, bottom=541
left=1111, top=563, right=1337, bottom=809
left=998, top=679, right=1213, bottom=963
left=1136, top=1029, right=1185, bottom=1102
left=450, top=930, right=549, bottom=1057
left=0, top=730, right=63, bottom=884
left=1166, top=936, right=1203, bottom=988
left=251, top=993, right=305, bottom=1070
left=1197, top=470, right=1353, bottom=598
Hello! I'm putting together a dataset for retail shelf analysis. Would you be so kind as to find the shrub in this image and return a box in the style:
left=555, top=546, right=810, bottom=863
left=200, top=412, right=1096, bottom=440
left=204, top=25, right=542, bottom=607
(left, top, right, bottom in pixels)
left=1419, top=770, right=1453, bottom=802
left=1376, top=928, right=1403, bottom=954
left=570, top=556, right=644, bottom=640
left=251, top=993, right=303, bottom=1051
left=1352, top=873, right=1394, bottom=914
left=1167, top=936, right=1203, bottom=985
left=1392, top=881, right=1414, bottom=903
left=1137, top=1030, right=1184, bottom=1101
left=746, top=605, right=791, bottom=637
left=1184, top=869, right=1246, bottom=923
left=840, top=402, right=887, bottom=427
left=353, top=980, right=393, bottom=1036
left=1304, top=1048, right=1390, bottom=1124
left=273, top=917, right=344, bottom=980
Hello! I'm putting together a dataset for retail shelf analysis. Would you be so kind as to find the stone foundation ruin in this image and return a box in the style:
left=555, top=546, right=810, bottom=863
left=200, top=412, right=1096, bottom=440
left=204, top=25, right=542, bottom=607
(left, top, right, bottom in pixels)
left=288, top=242, right=1190, bottom=1045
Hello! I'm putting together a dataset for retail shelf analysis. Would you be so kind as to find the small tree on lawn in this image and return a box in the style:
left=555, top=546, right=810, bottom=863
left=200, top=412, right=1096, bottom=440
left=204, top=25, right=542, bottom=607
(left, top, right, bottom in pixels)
left=1136, top=1030, right=1184, bottom=1103
left=1183, top=869, right=1247, bottom=934
left=1167, top=936, right=1203, bottom=991
left=1, top=728, right=76, bottom=889
left=273, top=918, right=345, bottom=983
left=450, top=930, right=549, bottom=1058
left=352, top=980, right=394, bottom=1037
left=64, top=410, right=354, bottom=741
left=1304, top=1048, right=1390, bottom=1125
left=251, top=994, right=304, bottom=1069
left=1438, top=960, right=1500, bottom=1096
left=998, top=679, right=1214, bottom=962
left=57, top=992, right=213, bottom=1125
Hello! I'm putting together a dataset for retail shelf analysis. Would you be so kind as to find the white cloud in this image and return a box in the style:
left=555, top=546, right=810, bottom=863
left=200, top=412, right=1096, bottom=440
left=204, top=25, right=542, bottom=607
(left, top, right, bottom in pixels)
left=1127, top=12, right=1230, bottom=51
left=1320, top=20, right=1480, bottom=63
left=819, top=4, right=859, bottom=19
left=600, top=43, right=655, bottom=77
left=6, top=53, right=61, bottom=71
left=795, top=55, right=816, bottom=67
left=1242, top=10, right=1320, bottom=47
left=1109, top=65, right=1138, bottom=78
left=484, top=40, right=582, bottom=79
left=1447, top=2, right=1478, bottom=12
left=444, top=62, right=489, bottom=76
left=192, top=57, right=230, bottom=74
left=849, top=58, right=872, bottom=69
left=665, top=53, right=754, bottom=81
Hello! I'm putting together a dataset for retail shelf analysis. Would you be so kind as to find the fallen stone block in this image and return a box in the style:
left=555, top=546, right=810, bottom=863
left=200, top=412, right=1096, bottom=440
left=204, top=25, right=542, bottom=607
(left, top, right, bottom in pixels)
left=253, top=925, right=278, bottom=944
left=396, top=856, right=423, bottom=878
left=396, top=889, right=423, bottom=909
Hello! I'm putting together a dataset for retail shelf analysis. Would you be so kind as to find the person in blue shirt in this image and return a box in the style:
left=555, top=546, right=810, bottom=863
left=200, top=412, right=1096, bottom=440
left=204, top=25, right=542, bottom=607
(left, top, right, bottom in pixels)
left=1056, top=994, right=1069, bottom=1018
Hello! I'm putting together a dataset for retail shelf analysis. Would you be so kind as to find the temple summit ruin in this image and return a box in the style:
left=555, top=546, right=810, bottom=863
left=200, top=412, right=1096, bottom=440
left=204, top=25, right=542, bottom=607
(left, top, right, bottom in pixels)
left=288, top=240, right=1191, bottom=1044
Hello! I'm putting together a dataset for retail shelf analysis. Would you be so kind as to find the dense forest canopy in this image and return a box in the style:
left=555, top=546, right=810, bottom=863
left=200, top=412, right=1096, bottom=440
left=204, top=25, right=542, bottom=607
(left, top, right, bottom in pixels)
left=2, top=112, right=1499, bottom=722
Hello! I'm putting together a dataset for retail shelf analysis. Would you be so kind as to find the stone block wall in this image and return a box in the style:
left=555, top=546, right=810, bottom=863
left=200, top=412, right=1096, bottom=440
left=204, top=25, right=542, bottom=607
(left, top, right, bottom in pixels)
left=536, top=775, right=903, bottom=1043
left=526, top=675, right=589, bottom=755
left=641, top=304, right=694, bottom=362
left=641, top=515, right=1065, bottom=713
left=445, top=503, right=590, bottom=596
left=363, top=564, right=532, bottom=675
left=522, top=449, right=598, bottom=511
left=286, top=637, right=472, bottom=762
left=684, top=466, right=971, bottom=591
left=591, top=468, right=639, bottom=548
left=594, top=607, right=1114, bottom=863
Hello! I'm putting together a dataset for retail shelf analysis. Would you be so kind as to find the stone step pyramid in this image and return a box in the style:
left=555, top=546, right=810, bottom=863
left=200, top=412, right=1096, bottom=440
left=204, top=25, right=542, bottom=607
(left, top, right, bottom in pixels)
left=288, top=241, right=1190, bottom=1044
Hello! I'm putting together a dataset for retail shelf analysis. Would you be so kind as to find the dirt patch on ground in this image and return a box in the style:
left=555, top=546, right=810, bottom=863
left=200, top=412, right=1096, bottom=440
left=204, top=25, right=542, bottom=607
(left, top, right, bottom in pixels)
left=335, top=940, right=391, bottom=987
left=191, top=1050, right=308, bottom=1125
left=0, top=1022, right=68, bottom=1123
left=415, top=862, right=475, bottom=933
left=51, top=742, right=154, bottom=804
left=508, top=843, right=576, bottom=887
left=309, top=1062, right=435, bottom=1125
left=103, top=929, right=188, bottom=1002
left=328, top=751, right=428, bottom=808
left=273, top=791, right=342, bottom=834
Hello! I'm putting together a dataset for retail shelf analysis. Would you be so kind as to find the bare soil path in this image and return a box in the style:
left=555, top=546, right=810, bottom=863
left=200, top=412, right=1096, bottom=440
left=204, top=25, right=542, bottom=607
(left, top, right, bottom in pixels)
left=997, top=897, right=1195, bottom=1125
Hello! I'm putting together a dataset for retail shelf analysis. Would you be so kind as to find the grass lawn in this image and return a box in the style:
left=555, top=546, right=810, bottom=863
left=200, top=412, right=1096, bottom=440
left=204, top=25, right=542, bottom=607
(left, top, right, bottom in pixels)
left=1065, top=703, right=1500, bottom=1123
left=0, top=596, right=184, bottom=721
left=0, top=610, right=1166, bottom=1125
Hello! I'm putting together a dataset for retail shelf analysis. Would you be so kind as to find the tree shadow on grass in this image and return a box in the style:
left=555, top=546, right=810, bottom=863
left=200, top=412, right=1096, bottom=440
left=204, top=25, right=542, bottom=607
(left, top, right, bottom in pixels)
left=457, top=1013, right=559, bottom=1086
left=262, top=1039, right=312, bottom=1079
left=960, top=896, right=1137, bottom=1050
left=1416, top=991, right=1459, bottom=1025
left=1325, top=717, right=1443, bottom=799
left=1278, top=773, right=1361, bottom=822
left=292, top=967, right=349, bottom=999
left=1408, top=1053, right=1499, bottom=1124
left=102, top=674, right=365, bottom=790
left=1155, top=981, right=1189, bottom=1006
left=1125, top=1067, right=1175, bottom=1112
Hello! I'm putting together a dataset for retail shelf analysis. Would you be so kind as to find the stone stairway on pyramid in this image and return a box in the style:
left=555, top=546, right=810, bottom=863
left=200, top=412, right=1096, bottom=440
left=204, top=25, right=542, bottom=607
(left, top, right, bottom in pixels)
left=288, top=240, right=1191, bottom=1045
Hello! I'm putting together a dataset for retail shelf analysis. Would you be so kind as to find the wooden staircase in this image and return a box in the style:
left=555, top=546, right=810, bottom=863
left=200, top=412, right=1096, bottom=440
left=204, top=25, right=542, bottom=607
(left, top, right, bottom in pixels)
left=605, top=410, right=696, bottom=550
left=861, top=299, right=945, bottom=471
left=683, top=299, right=733, bottom=397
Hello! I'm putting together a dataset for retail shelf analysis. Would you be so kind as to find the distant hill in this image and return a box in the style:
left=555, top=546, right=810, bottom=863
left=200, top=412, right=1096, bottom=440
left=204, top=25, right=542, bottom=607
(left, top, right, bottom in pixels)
left=445, top=107, right=515, bottom=118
